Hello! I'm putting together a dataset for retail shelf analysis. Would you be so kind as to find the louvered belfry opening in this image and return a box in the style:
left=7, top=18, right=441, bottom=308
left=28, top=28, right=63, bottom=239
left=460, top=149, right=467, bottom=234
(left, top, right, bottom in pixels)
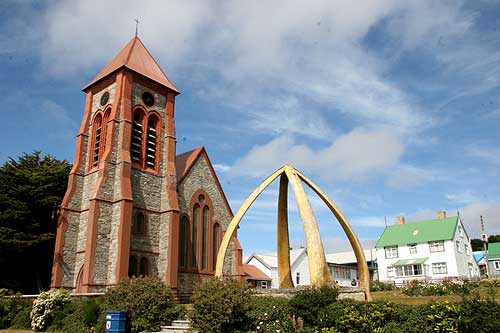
left=131, top=110, right=144, bottom=164
left=145, top=116, right=158, bottom=168
left=92, top=113, right=103, bottom=167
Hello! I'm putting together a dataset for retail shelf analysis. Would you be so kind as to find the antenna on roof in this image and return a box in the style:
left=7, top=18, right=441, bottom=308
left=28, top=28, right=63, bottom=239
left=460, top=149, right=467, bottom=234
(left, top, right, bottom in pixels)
left=134, top=18, right=140, bottom=37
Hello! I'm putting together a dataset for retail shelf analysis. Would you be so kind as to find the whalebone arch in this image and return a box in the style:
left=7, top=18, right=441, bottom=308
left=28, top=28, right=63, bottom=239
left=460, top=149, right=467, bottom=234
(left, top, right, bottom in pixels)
left=214, top=164, right=371, bottom=300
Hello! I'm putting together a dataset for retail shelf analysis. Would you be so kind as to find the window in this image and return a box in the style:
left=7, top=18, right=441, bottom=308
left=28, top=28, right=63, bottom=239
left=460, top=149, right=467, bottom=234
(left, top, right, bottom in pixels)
left=133, top=212, right=146, bottom=235
left=385, top=246, right=398, bottom=259
left=212, top=223, right=220, bottom=270
left=179, top=216, right=188, bottom=268
left=387, top=267, right=395, bottom=278
left=131, top=110, right=144, bottom=164
left=296, top=272, right=300, bottom=285
left=202, top=206, right=209, bottom=270
left=458, top=226, right=464, bottom=238
left=145, top=115, right=158, bottom=169
left=128, top=256, right=137, bottom=277
left=130, top=109, right=161, bottom=171
left=464, top=244, right=470, bottom=255
left=394, top=264, right=424, bottom=277
left=261, top=281, right=268, bottom=289
left=429, top=240, right=445, bottom=252
left=334, top=267, right=351, bottom=280
left=456, top=240, right=462, bottom=253
left=91, top=113, right=103, bottom=168
left=192, top=204, right=199, bottom=269
left=409, top=244, right=417, bottom=254
left=139, top=257, right=149, bottom=276
left=432, top=262, right=448, bottom=274
left=494, top=261, right=500, bottom=270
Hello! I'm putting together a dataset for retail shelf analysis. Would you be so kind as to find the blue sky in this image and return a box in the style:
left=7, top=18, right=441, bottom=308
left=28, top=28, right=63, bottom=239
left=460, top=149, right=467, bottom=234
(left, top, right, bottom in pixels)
left=1, top=0, right=500, bottom=255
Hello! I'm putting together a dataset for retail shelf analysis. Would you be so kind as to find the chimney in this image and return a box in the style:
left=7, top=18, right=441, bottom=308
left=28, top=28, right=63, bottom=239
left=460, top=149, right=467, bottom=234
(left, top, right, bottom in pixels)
left=396, top=215, right=405, bottom=225
left=437, top=211, right=446, bottom=220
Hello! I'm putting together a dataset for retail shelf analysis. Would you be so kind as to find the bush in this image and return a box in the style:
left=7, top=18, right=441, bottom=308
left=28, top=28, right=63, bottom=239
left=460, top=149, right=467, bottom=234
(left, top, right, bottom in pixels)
left=30, top=288, right=71, bottom=331
left=401, top=280, right=474, bottom=297
left=9, top=299, right=32, bottom=330
left=289, top=286, right=339, bottom=326
left=247, top=296, right=294, bottom=332
left=47, top=297, right=100, bottom=333
left=459, top=297, right=500, bottom=332
left=370, top=281, right=395, bottom=292
left=99, top=277, right=179, bottom=333
left=189, top=277, right=254, bottom=333
left=0, top=295, right=32, bottom=329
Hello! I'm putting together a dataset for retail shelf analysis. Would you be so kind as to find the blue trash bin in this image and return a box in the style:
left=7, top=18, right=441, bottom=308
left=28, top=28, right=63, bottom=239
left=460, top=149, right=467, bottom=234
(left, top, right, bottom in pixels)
left=105, top=310, right=128, bottom=333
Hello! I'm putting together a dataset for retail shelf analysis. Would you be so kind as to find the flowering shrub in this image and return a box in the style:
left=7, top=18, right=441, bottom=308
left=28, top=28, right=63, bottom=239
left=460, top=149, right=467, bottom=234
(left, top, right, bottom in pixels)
left=247, top=296, right=294, bottom=333
left=370, top=281, right=396, bottom=291
left=402, top=280, right=474, bottom=296
left=30, top=288, right=71, bottom=331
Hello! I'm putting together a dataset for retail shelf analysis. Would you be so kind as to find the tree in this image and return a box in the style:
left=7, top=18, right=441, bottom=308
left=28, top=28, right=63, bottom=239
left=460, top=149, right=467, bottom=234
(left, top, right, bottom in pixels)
left=470, top=238, right=484, bottom=252
left=0, top=151, right=70, bottom=293
left=488, top=235, right=500, bottom=244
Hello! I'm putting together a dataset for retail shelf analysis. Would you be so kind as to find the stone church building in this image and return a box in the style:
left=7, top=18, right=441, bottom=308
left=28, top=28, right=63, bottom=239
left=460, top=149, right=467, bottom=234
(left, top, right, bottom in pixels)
left=50, top=36, right=243, bottom=299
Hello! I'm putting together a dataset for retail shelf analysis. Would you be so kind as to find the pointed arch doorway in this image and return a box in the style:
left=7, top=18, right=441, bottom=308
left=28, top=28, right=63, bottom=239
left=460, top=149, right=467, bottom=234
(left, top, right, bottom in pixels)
left=214, top=165, right=371, bottom=300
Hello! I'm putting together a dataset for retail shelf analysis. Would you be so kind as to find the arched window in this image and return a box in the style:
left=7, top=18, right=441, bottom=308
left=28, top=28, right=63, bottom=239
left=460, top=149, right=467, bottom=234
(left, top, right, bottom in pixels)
left=202, top=206, right=209, bottom=270
left=129, top=256, right=137, bottom=277
left=212, top=222, right=220, bottom=270
left=131, top=110, right=144, bottom=164
left=139, top=257, right=149, bottom=276
left=145, top=115, right=159, bottom=169
left=133, top=212, right=146, bottom=235
left=192, top=204, right=199, bottom=268
left=179, top=216, right=188, bottom=268
left=91, top=113, right=103, bottom=168
left=101, top=108, right=111, bottom=157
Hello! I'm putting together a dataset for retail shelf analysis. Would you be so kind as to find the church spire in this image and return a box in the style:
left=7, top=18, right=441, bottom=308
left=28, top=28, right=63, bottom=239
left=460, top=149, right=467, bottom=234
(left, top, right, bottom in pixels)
left=83, top=36, right=179, bottom=94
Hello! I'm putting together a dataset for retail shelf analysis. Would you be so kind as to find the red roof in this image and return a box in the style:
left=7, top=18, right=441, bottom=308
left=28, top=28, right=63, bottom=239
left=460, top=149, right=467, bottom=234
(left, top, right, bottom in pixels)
left=83, top=36, right=179, bottom=93
left=243, top=264, right=271, bottom=280
left=175, top=147, right=204, bottom=183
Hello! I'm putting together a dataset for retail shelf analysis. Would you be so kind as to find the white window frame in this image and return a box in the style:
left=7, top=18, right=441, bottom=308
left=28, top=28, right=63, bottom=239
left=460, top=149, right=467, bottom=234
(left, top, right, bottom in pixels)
left=296, top=272, right=300, bottom=285
left=429, top=241, right=445, bottom=253
left=394, top=264, right=424, bottom=277
left=261, top=281, right=268, bottom=289
left=494, top=261, right=500, bottom=271
left=464, top=244, right=470, bottom=255
left=432, top=262, right=448, bottom=274
left=387, top=267, right=395, bottom=278
left=458, top=226, right=464, bottom=238
left=385, top=246, right=398, bottom=259
left=409, top=243, right=417, bottom=254
left=456, top=240, right=462, bottom=253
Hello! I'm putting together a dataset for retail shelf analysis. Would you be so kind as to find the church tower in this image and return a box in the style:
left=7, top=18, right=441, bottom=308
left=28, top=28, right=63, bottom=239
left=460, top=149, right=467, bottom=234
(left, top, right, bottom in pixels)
left=51, top=36, right=182, bottom=293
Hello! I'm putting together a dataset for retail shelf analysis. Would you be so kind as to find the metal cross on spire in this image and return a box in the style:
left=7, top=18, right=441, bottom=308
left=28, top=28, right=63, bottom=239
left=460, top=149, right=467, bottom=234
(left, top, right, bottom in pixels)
left=135, top=18, right=140, bottom=36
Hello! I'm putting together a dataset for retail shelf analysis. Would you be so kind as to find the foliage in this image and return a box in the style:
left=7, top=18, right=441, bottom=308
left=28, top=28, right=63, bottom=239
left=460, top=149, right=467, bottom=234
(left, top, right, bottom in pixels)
left=247, top=296, right=294, bottom=333
left=98, top=277, right=179, bottom=333
left=288, top=286, right=339, bottom=326
left=9, top=299, right=33, bottom=329
left=458, top=297, right=500, bottom=332
left=0, top=151, right=71, bottom=293
left=30, top=288, right=71, bottom=331
left=470, top=238, right=484, bottom=252
left=488, top=235, right=500, bottom=243
left=46, top=297, right=100, bottom=333
left=402, top=280, right=474, bottom=297
left=0, top=294, right=31, bottom=329
left=189, top=277, right=254, bottom=333
left=370, top=281, right=396, bottom=292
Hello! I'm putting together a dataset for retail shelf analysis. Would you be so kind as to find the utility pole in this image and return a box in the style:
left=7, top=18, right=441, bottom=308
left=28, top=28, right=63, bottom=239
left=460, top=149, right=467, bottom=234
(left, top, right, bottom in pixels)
left=481, top=215, right=489, bottom=278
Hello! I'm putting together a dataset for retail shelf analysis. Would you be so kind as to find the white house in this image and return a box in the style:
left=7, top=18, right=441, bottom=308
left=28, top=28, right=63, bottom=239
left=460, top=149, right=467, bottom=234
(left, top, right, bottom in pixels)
left=245, top=247, right=377, bottom=288
left=376, top=212, right=480, bottom=282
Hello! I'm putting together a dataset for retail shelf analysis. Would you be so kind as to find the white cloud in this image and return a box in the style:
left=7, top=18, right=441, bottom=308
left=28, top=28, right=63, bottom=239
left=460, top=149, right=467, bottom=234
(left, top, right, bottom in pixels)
left=446, top=190, right=481, bottom=206
left=230, top=127, right=404, bottom=180
left=465, top=145, right=500, bottom=166
left=322, top=237, right=378, bottom=253
left=386, top=164, right=435, bottom=189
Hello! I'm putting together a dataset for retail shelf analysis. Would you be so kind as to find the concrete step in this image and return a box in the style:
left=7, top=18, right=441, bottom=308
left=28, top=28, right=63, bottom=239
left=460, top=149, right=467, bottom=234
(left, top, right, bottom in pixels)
left=158, top=320, right=193, bottom=332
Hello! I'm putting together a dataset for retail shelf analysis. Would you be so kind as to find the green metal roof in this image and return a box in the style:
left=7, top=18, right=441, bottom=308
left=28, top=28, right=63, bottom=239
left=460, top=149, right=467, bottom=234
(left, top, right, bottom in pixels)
left=393, top=257, right=429, bottom=266
left=488, top=242, right=500, bottom=260
left=375, top=216, right=459, bottom=248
